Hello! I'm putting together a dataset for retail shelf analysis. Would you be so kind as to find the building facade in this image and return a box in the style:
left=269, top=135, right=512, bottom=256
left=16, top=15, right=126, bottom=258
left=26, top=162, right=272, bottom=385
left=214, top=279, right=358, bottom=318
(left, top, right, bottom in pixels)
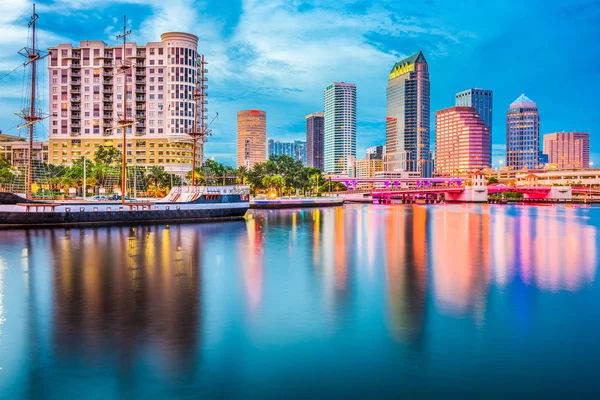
left=366, top=145, right=383, bottom=160
left=455, top=88, right=492, bottom=166
left=305, top=112, right=324, bottom=170
left=506, top=94, right=541, bottom=170
left=237, top=110, right=267, bottom=169
left=385, top=51, right=432, bottom=177
left=0, top=134, right=49, bottom=166
left=543, top=132, right=590, bottom=169
left=268, top=139, right=306, bottom=164
left=324, top=82, right=356, bottom=174
left=47, top=32, right=203, bottom=172
left=435, top=106, right=490, bottom=176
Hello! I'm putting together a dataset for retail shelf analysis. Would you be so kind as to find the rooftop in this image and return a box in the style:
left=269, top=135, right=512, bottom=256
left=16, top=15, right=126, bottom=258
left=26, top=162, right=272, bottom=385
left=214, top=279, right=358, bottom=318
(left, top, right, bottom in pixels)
left=510, top=93, right=537, bottom=109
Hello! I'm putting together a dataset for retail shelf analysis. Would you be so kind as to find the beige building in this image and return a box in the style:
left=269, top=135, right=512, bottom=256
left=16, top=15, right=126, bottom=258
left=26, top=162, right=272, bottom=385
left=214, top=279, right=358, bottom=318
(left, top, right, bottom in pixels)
left=237, top=110, right=266, bottom=168
left=47, top=32, right=202, bottom=172
left=0, top=133, right=49, bottom=166
left=543, top=132, right=590, bottom=169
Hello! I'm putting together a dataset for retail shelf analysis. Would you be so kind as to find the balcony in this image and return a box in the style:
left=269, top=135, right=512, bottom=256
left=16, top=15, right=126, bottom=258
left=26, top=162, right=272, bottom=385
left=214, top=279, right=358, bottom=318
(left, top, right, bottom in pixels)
left=71, top=113, right=81, bottom=119
left=71, top=79, right=81, bottom=85
left=70, top=132, right=81, bottom=137
left=102, top=63, right=113, bottom=68
left=71, top=88, right=81, bottom=94
left=103, top=96, right=113, bottom=101
left=135, top=97, right=145, bottom=102
left=71, top=105, right=81, bottom=111
left=103, top=113, right=112, bottom=118
left=102, top=130, right=112, bottom=136
left=136, top=105, right=145, bottom=111
left=71, top=122, right=81, bottom=128
left=71, top=97, right=81, bottom=102
left=71, top=71, right=81, bottom=77
left=103, top=107, right=113, bottom=112
left=135, top=113, right=145, bottom=119
left=70, top=62, right=81, bottom=68
left=135, top=88, right=145, bottom=94
left=136, top=79, right=145, bottom=85
left=135, top=70, right=146, bottom=76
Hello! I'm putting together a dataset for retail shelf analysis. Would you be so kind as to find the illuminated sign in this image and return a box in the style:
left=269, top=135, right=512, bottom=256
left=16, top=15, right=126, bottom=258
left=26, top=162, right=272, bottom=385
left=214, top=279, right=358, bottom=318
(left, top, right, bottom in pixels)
left=389, top=62, right=415, bottom=80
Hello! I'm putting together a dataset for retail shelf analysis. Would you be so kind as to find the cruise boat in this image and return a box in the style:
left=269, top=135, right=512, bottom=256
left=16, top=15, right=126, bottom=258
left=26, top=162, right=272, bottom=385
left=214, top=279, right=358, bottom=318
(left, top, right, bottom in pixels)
left=0, top=7, right=249, bottom=228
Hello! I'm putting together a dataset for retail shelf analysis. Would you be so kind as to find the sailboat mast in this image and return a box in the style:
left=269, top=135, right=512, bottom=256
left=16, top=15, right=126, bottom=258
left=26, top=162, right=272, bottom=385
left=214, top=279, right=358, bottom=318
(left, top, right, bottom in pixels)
left=116, top=15, right=132, bottom=205
left=189, top=54, right=209, bottom=187
left=27, top=4, right=38, bottom=200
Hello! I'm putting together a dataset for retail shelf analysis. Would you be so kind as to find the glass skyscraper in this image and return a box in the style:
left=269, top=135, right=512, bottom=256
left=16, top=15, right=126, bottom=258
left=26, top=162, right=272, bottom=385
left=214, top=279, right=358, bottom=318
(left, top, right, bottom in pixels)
left=506, top=94, right=540, bottom=169
left=324, top=82, right=356, bottom=174
left=305, top=112, right=324, bottom=170
left=385, top=51, right=432, bottom=177
left=456, top=88, right=492, bottom=167
left=268, top=139, right=307, bottom=165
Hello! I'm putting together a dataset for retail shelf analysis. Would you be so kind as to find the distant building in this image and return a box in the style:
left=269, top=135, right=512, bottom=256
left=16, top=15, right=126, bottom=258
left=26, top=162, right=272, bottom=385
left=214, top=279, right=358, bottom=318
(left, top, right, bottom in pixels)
left=0, top=133, right=49, bottom=166
left=347, top=156, right=383, bottom=188
left=366, top=145, right=383, bottom=160
left=324, top=82, right=356, bottom=174
left=305, top=112, right=324, bottom=170
left=268, top=139, right=306, bottom=164
left=455, top=88, right=492, bottom=166
left=506, top=94, right=541, bottom=169
left=385, top=51, right=432, bottom=177
left=237, top=110, right=266, bottom=169
left=435, top=106, right=490, bottom=176
left=543, top=132, right=590, bottom=169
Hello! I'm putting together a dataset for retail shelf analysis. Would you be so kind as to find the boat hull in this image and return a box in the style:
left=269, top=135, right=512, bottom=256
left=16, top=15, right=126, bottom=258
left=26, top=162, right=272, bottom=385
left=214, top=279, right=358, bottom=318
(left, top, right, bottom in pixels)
left=0, top=205, right=248, bottom=229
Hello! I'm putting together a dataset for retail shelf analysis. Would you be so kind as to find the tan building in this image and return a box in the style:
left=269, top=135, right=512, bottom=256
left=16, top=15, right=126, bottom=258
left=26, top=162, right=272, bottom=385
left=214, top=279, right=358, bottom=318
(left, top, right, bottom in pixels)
left=47, top=32, right=203, bottom=172
left=237, top=110, right=266, bottom=168
left=543, top=132, right=590, bottom=169
left=0, top=133, right=49, bottom=166
left=347, top=156, right=383, bottom=188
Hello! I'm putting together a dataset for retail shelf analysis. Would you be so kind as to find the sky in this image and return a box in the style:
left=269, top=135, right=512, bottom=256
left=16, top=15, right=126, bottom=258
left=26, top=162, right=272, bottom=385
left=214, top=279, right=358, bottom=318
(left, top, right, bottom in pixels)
left=0, top=0, right=599, bottom=167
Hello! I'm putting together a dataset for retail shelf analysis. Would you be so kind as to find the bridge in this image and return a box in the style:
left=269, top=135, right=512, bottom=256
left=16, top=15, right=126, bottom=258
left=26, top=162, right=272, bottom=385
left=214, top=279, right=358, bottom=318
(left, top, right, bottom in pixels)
left=331, top=177, right=581, bottom=203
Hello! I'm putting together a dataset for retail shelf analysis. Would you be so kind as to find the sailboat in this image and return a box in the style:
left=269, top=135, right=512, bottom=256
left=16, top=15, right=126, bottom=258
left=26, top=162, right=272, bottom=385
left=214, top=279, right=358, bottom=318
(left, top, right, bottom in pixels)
left=0, top=6, right=249, bottom=228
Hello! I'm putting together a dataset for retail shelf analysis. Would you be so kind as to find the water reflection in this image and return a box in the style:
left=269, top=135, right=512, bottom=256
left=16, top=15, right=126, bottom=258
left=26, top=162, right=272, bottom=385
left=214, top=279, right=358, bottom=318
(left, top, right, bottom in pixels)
left=0, top=205, right=598, bottom=397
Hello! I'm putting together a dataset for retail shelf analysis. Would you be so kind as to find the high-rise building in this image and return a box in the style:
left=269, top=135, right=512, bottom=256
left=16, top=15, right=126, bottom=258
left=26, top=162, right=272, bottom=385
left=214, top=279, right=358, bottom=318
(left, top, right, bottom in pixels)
left=506, top=94, right=541, bottom=169
left=305, top=112, right=324, bottom=170
left=268, top=139, right=306, bottom=164
left=324, top=82, right=356, bottom=174
left=435, top=106, right=491, bottom=176
left=47, top=32, right=202, bottom=172
left=237, top=110, right=266, bottom=169
left=385, top=51, right=432, bottom=177
left=366, top=145, right=383, bottom=160
left=455, top=88, right=492, bottom=166
left=543, top=132, right=590, bottom=169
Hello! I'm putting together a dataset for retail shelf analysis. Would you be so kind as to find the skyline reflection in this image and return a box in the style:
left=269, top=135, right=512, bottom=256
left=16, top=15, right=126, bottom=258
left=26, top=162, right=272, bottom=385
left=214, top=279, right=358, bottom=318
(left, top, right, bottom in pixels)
left=0, top=205, right=599, bottom=398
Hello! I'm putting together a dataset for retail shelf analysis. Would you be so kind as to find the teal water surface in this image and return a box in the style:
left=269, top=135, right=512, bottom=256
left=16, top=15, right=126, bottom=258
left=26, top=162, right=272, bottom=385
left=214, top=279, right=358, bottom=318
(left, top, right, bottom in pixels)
left=0, top=204, right=599, bottom=398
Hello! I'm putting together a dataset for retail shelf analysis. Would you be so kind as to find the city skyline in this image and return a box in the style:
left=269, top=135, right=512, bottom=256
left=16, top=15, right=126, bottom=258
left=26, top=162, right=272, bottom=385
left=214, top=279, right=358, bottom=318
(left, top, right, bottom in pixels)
left=0, top=0, right=598, bottom=167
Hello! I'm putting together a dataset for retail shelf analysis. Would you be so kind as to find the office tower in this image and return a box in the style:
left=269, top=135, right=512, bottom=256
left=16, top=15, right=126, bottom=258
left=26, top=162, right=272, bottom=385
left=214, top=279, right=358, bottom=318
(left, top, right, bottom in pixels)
left=47, top=32, right=202, bottom=172
left=456, top=88, right=492, bottom=166
left=305, top=112, right=324, bottom=170
left=237, top=110, right=266, bottom=169
left=435, top=106, right=491, bottom=176
left=366, top=145, right=383, bottom=160
left=268, top=139, right=307, bottom=164
left=506, top=94, right=540, bottom=169
left=543, top=132, right=590, bottom=168
left=324, top=82, right=356, bottom=174
left=294, top=140, right=307, bottom=165
left=385, top=51, right=432, bottom=177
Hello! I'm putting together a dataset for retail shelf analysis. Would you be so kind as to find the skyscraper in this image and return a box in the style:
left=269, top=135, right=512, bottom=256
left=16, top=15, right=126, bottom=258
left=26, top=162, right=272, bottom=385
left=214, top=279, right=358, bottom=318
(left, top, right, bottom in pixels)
left=305, top=112, right=324, bottom=170
left=385, top=51, right=432, bottom=177
left=506, top=94, right=540, bottom=169
left=268, top=139, right=306, bottom=164
left=456, top=88, right=493, bottom=166
left=435, top=106, right=490, bottom=176
left=324, top=82, right=356, bottom=174
left=237, top=110, right=266, bottom=169
left=47, top=32, right=203, bottom=172
left=543, top=132, right=590, bottom=169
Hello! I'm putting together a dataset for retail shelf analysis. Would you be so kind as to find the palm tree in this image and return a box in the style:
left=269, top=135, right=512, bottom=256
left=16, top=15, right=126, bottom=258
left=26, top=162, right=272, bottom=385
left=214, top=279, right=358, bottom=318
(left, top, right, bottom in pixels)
left=146, top=166, right=166, bottom=197
left=237, top=166, right=248, bottom=185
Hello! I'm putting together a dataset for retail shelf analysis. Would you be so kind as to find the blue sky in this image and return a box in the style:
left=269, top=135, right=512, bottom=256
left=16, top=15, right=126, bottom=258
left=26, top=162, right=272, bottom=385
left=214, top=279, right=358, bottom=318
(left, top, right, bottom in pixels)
left=1, top=0, right=599, bottom=167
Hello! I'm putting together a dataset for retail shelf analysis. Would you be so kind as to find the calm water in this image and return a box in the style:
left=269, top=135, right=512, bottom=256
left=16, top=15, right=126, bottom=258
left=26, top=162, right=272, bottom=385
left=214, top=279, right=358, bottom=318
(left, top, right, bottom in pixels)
left=1, top=204, right=599, bottom=399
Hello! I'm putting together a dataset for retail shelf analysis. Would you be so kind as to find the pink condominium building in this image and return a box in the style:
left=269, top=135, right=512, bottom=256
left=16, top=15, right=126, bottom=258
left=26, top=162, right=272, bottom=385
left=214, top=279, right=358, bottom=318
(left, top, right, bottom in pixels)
left=543, top=132, right=590, bottom=169
left=435, top=106, right=490, bottom=176
left=47, top=32, right=202, bottom=172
